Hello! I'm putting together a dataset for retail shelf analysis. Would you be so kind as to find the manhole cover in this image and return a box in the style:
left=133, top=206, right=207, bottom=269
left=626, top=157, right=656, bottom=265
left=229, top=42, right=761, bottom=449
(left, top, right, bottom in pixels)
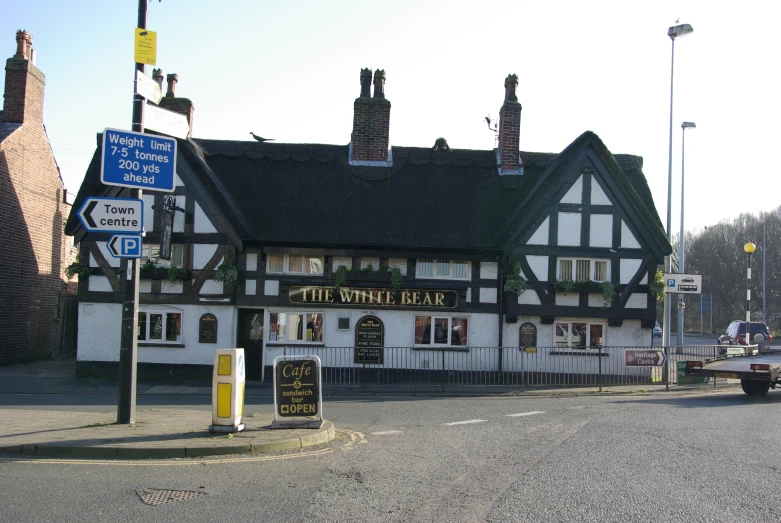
left=137, top=488, right=206, bottom=506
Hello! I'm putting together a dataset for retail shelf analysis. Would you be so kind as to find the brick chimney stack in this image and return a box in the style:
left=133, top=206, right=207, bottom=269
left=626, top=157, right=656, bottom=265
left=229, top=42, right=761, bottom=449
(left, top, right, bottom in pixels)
left=350, top=68, right=391, bottom=165
left=158, top=72, right=195, bottom=137
left=2, top=30, right=45, bottom=124
left=497, top=74, right=522, bottom=174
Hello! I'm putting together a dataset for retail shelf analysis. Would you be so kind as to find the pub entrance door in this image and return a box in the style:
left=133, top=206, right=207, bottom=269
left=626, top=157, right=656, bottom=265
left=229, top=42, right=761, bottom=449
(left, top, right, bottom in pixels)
left=237, top=309, right=264, bottom=380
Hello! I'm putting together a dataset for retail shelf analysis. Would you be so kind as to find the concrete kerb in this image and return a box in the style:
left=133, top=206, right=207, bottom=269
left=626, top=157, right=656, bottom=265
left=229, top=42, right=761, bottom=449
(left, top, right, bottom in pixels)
left=0, top=417, right=336, bottom=461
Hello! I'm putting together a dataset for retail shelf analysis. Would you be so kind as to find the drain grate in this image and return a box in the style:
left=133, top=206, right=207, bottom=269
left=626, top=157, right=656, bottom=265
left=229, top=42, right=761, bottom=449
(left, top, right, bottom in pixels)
left=137, top=488, right=206, bottom=506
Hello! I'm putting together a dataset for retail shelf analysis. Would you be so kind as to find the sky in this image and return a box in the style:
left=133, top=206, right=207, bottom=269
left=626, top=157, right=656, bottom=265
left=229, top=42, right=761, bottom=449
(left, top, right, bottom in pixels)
left=2, top=1, right=779, bottom=233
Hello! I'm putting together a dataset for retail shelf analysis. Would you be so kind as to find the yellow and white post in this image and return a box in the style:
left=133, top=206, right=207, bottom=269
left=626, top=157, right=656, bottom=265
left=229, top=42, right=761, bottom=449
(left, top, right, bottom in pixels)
left=210, top=348, right=246, bottom=433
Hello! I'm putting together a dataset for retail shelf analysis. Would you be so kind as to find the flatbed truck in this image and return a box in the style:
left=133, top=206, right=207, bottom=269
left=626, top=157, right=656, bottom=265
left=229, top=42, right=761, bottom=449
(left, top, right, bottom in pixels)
left=684, top=345, right=781, bottom=396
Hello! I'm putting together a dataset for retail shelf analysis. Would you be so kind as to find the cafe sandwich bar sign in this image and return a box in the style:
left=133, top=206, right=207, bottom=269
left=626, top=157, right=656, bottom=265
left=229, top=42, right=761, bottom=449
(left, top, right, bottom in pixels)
left=289, top=285, right=459, bottom=308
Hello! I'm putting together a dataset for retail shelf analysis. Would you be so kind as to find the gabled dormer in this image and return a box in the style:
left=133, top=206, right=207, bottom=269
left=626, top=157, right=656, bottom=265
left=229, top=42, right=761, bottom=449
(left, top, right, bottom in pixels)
left=500, top=131, right=670, bottom=325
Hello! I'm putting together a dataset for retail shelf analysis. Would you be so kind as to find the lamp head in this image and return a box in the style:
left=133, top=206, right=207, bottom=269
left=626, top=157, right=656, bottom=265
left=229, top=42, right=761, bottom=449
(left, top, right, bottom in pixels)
left=744, top=242, right=756, bottom=254
left=668, top=24, right=694, bottom=40
left=682, top=121, right=696, bottom=129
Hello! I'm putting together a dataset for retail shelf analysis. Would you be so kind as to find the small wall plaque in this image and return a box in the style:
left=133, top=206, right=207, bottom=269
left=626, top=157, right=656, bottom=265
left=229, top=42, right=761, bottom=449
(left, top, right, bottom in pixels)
left=200, top=313, right=217, bottom=343
left=519, top=322, right=537, bottom=352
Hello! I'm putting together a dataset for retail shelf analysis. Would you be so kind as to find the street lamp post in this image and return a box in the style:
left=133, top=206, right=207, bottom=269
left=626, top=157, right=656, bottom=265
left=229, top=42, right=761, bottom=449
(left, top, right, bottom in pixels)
left=745, top=242, right=756, bottom=348
left=663, top=23, right=693, bottom=361
left=760, top=218, right=766, bottom=325
left=677, top=121, right=696, bottom=349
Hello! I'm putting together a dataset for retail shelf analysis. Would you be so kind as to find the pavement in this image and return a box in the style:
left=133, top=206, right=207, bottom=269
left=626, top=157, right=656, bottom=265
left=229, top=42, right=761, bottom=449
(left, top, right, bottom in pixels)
left=0, top=356, right=740, bottom=460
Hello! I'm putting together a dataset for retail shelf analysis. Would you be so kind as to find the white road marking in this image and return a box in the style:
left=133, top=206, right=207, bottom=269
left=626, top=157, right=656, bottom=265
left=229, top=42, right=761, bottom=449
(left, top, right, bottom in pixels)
left=370, top=430, right=402, bottom=435
left=507, top=411, right=545, bottom=417
left=443, top=419, right=487, bottom=426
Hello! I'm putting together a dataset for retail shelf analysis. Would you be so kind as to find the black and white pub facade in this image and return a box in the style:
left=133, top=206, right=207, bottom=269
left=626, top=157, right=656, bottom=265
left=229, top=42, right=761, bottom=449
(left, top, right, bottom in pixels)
left=66, top=70, right=671, bottom=382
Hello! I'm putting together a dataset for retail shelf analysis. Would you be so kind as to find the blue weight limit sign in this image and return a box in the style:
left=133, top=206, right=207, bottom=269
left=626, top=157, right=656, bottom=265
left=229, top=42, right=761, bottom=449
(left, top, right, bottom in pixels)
left=101, top=128, right=177, bottom=192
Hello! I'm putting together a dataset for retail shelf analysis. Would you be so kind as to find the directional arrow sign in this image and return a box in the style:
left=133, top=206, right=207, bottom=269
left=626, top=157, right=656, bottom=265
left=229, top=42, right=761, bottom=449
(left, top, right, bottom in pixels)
left=143, top=103, right=190, bottom=139
left=624, top=349, right=666, bottom=367
left=108, top=234, right=143, bottom=258
left=77, top=197, right=144, bottom=234
left=135, top=70, right=162, bottom=104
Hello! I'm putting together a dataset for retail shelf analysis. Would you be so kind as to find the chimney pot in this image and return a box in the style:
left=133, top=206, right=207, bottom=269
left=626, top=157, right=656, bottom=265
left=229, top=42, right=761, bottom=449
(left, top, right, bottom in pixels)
left=373, top=69, right=386, bottom=99
left=153, top=68, right=164, bottom=90
left=166, top=73, right=178, bottom=98
left=504, top=74, right=519, bottom=103
left=14, top=30, right=32, bottom=60
left=359, top=68, right=372, bottom=98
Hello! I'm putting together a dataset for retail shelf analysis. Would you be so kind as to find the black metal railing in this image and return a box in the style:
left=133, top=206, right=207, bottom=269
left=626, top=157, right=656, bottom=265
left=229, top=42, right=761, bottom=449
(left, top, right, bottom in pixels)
left=271, top=345, right=726, bottom=391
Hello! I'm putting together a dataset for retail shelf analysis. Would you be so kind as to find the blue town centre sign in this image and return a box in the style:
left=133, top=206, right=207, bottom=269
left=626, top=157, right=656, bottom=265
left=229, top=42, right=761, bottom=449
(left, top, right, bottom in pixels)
left=101, top=128, right=177, bottom=192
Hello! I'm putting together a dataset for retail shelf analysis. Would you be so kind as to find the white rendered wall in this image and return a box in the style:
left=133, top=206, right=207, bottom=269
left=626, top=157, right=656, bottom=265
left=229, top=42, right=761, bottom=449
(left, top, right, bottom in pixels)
left=526, top=217, right=549, bottom=245
left=77, top=302, right=236, bottom=366
left=246, top=253, right=258, bottom=272
left=480, top=262, right=498, bottom=280
left=620, top=259, right=642, bottom=284
left=526, top=255, right=548, bottom=281
left=621, top=221, right=641, bottom=249
left=200, top=280, right=223, bottom=295
left=246, top=280, right=257, bottom=295
left=194, top=202, right=217, bottom=233
left=194, top=245, right=219, bottom=270
left=625, top=293, right=648, bottom=309
left=173, top=196, right=186, bottom=232
left=590, top=180, right=611, bottom=205
left=265, top=280, right=279, bottom=296
left=480, top=288, right=497, bottom=303
left=589, top=214, right=613, bottom=248
left=263, top=309, right=498, bottom=370
left=558, top=213, right=581, bottom=246
left=88, top=276, right=112, bottom=292
left=561, top=175, right=583, bottom=204
left=142, top=194, right=155, bottom=232
left=518, top=290, right=541, bottom=305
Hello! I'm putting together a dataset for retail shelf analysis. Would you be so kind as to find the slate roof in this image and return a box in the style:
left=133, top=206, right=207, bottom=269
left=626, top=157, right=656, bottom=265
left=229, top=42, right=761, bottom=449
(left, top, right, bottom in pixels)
left=65, top=131, right=669, bottom=256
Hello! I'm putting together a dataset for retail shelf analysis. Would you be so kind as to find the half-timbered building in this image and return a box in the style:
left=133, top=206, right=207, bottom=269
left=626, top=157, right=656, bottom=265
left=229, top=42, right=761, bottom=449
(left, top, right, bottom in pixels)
left=65, top=69, right=671, bottom=381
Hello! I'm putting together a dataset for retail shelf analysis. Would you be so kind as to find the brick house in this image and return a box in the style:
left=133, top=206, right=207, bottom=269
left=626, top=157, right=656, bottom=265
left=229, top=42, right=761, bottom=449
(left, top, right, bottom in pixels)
left=0, top=30, right=76, bottom=364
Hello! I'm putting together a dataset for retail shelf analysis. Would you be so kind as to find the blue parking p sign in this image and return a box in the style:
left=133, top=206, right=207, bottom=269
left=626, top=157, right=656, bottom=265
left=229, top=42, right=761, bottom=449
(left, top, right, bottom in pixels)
left=108, top=234, right=143, bottom=258
left=101, top=128, right=176, bottom=192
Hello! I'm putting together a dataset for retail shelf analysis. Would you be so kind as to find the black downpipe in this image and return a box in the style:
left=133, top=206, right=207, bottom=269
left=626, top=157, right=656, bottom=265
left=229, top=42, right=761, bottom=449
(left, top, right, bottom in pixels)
left=498, top=258, right=504, bottom=374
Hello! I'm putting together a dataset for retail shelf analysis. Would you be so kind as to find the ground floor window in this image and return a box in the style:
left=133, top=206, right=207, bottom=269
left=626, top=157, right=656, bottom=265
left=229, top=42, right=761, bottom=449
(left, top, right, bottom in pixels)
left=269, top=312, right=323, bottom=342
left=414, top=316, right=468, bottom=346
left=138, top=309, right=182, bottom=343
left=554, top=321, right=605, bottom=349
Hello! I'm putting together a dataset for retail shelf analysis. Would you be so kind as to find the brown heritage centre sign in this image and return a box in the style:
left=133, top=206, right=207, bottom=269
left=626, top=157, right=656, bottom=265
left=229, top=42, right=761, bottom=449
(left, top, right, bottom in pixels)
left=289, top=286, right=459, bottom=308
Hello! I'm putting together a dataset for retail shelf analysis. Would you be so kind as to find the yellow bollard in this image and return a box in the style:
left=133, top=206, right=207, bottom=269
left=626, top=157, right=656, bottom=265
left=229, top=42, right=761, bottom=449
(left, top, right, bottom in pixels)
left=209, top=348, right=245, bottom=433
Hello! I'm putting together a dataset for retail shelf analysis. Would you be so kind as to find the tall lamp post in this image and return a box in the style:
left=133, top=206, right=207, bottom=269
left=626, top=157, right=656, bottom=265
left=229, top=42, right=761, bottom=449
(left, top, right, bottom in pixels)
left=677, top=121, right=696, bottom=349
left=663, top=23, right=694, bottom=357
left=745, top=242, right=756, bottom=348
left=760, top=218, right=766, bottom=325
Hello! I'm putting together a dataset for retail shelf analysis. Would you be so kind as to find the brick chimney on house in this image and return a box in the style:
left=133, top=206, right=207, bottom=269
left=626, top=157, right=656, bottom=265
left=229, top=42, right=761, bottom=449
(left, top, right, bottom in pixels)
left=350, top=68, right=391, bottom=165
left=2, top=30, right=45, bottom=124
left=157, top=71, right=195, bottom=136
left=497, top=74, right=522, bottom=174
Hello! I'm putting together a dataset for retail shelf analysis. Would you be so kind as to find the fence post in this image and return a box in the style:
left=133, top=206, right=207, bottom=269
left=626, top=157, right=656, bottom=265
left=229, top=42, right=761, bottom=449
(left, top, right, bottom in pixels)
left=441, top=350, right=446, bottom=391
left=598, top=344, right=603, bottom=393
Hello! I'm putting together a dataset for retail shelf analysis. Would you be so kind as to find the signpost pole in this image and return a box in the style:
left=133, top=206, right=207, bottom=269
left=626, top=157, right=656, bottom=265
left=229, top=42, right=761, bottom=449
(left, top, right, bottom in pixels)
left=118, top=0, right=147, bottom=424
